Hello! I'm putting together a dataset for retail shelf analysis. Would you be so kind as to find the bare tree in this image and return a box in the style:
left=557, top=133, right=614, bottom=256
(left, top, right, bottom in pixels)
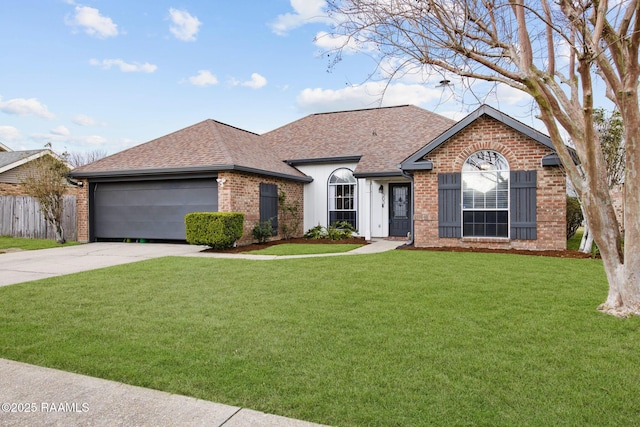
left=327, top=0, right=640, bottom=316
left=65, top=149, right=108, bottom=168
left=21, top=154, right=71, bottom=244
left=579, top=108, right=625, bottom=252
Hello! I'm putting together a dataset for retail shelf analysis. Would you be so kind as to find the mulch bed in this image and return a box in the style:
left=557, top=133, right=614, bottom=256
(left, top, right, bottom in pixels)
left=398, top=245, right=595, bottom=259
left=202, top=237, right=594, bottom=259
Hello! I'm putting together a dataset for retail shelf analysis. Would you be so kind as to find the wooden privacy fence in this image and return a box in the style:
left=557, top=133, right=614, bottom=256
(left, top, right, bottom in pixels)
left=0, top=195, right=77, bottom=241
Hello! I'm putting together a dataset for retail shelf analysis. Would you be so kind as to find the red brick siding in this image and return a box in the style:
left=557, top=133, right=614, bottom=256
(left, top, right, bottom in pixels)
left=0, top=182, right=29, bottom=196
left=76, top=180, right=89, bottom=242
left=216, top=171, right=305, bottom=246
left=413, top=116, right=566, bottom=251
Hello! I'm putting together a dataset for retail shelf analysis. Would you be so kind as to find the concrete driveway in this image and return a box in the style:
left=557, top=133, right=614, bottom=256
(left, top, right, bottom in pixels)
left=0, top=242, right=206, bottom=287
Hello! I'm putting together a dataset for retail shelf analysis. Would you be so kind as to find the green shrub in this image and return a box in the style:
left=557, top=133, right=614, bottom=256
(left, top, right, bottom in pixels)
left=185, top=212, right=244, bottom=249
left=566, top=196, right=583, bottom=239
left=304, top=221, right=358, bottom=240
left=304, top=224, right=325, bottom=240
left=278, top=190, right=302, bottom=239
left=327, top=221, right=358, bottom=240
left=252, top=220, right=274, bottom=244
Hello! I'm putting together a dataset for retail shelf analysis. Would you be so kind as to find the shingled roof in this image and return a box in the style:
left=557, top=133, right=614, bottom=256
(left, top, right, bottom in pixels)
left=263, top=105, right=455, bottom=177
left=71, top=105, right=456, bottom=181
left=0, top=149, right=65, bottom=174
left=71, top=119, right=309, bottom=181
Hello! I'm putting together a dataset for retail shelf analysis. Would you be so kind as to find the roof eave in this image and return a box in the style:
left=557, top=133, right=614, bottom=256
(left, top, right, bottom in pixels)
left=70, top=164, right=313, bottom=183
left=0, top=150, right=63, bottom=174
left=353, top=170, right=408, bottom=179
left=396, top=161, right=433, bottom=172
left=286, top=155, right=362, bottom=166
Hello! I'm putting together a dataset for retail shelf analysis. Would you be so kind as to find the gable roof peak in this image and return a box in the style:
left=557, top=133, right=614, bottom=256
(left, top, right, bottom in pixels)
left=400, top=104, right=556, bottom=171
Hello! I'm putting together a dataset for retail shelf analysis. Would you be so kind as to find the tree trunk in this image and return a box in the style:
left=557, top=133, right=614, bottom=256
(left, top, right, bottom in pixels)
left=579, top=226, right=594, bottom=254
left=595, top=94, right=640, bottom=316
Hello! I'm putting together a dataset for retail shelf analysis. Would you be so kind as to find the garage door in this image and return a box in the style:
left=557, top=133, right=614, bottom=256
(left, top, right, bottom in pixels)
left=93, top=179, right=218, bottom=240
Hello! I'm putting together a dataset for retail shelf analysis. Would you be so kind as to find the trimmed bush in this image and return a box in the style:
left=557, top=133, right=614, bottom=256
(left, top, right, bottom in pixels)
left=185, top=212, right=244, bottom=249
left=252, top=220, right=274, bottom=244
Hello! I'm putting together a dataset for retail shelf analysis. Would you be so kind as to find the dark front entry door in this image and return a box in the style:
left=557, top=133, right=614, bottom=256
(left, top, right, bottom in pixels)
left=389, top=183, right=411, bottom=237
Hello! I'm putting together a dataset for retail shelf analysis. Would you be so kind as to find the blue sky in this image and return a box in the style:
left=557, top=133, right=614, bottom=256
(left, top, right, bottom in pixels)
left=0, top=0, right=607, bottom=156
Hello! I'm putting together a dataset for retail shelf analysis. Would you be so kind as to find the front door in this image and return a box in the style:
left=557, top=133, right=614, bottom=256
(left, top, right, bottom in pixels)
left=389, top=183, right=411, bottom=237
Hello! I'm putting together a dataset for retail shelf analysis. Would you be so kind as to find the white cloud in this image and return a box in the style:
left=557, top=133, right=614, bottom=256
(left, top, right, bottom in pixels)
left=185, top=70, right=219, bottom=87
left=270, top=0, right=330, bottom=36
left=50, top=125, right=70, bottom=137
left=90, top=58, right=157, bottom=73
left=30, top=130, right=108, bottom=146
left=494, top=83, right=530, bottom=105
left=169, top=8, right=201, bottom=42
left=314, top=31, right=361, bottom=53
left=296, top=82, right=442, bottom=113
left=66, top=5, right=119, bottom=38
left=0, top=96, right=55, bottom=119
left=230, top=73, right=268, bottom=89
left=0, top=125, right=21, bottom=142
left=72, top=114, right=97, bottom=126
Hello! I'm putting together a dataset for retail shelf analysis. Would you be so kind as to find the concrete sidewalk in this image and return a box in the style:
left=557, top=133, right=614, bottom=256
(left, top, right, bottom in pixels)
left=0, top=359, right=327, bottom=427
left=0, top=242, right=206, bottom=287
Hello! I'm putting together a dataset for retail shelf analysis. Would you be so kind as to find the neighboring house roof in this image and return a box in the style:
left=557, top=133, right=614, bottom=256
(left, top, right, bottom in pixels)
left=0, top=149, right=62, bottom=174
left=264, top=105, right=456, bottom=177
left=401, top=104, right=558, bottom=171
left=71, top=119, right=311, bottom=182
left=0, top=141, right=11, bottom=152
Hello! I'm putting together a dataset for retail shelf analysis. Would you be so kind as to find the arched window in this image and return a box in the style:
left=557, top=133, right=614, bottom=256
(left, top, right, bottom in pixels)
left=328, top=168, right=357, bottom=228
left=462, top=150, right=509, bottom=237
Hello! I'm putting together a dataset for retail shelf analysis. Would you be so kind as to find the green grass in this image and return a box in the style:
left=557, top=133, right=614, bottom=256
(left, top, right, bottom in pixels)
left=567, top=228, right=584, bottom=251
left=0, top=251, right=637, bottom=426
left=246, top=243, right=362, bottom=255
left=0, top=236, right=81, bottom=252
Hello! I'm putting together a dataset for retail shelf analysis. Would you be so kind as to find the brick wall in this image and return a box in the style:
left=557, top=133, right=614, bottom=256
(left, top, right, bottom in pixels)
left=413, top=116, right=566, bottom=251
left=76, top=179, right=89, bottom=242
left=216, top=171, right=305, bottom=246
left=0, top=182, right=28, bottom=196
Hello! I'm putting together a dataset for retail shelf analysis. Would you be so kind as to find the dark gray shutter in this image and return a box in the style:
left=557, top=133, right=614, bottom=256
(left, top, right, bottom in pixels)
left=510, top=170, right=537, bottom=239
left=260, top=183, right=278, bottom=234
left=438, top=173, right=461, bottom=238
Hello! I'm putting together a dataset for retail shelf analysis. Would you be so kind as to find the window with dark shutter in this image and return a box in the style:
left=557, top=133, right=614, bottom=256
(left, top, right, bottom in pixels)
left=260, top=183, right=278, bottom=235
left=438, top=173, right=461, bottom=238
left=510, top=170, right=537, bottom=240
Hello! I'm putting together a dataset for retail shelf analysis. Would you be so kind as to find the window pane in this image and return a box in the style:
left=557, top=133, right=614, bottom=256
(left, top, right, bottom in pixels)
left=461, top=151, right=509, bottom=238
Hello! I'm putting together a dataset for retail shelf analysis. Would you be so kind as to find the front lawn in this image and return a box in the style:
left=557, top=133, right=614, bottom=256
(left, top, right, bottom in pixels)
left=0, top=251, right=637, bottom=426
left=0, top=236, right=81, bottom=252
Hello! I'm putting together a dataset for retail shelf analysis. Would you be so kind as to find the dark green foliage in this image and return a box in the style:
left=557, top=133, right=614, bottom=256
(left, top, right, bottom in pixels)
left=278, top=190, right=302, bottom=239
left=327, top=221, right=358, bottom=240
left=566, top=196, right=583, bottom=239
left=303, top=224, right=325, bottom=239
left=252, top=220, right=274, bottom=243
left=184, top=212, right=244, bottom=249
left=304, top=221, right=358, bottom=240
